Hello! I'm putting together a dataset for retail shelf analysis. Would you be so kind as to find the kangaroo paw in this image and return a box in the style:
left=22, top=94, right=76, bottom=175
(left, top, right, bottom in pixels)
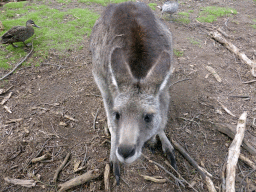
left=166, top=148, right=177, bottom=170
left=111, top=161, right=120, bottom=185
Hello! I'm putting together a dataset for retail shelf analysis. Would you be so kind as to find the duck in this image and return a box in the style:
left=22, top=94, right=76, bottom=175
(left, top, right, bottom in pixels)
left=161, top=1, right=179, bottom=19
left=1, top=20, right=40, bottom=48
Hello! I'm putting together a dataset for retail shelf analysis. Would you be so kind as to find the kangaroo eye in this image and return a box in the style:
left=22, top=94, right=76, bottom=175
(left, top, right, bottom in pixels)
left=144, top=114, right=153, bottom=123
left=114, top=112, right=121, bottom=120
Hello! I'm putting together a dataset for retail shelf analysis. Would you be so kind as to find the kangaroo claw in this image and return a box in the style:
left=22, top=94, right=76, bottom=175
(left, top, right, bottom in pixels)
left=111, top=161, right=120, bottom=185
left=166, top=148, right=177, bottom=170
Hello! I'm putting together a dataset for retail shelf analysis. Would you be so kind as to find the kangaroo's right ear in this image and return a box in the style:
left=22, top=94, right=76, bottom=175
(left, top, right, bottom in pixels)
left=109, top=47, right=134, bottom=89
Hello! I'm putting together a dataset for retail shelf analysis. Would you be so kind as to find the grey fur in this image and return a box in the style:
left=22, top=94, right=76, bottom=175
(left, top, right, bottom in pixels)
left=90, top=2, right=176, bottom=184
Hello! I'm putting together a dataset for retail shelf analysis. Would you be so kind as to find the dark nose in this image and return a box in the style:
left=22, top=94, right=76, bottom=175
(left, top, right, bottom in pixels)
left=118, top=145, right=136, bottom=159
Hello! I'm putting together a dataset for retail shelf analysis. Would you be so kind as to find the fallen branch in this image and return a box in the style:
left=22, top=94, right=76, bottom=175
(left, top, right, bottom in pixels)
left=209, top=31, right=256, bottom=77
left=53, top=152, right=71, bottom=183
left=239, top=153, right=256, bottom=170
left=104, top=163, right=110, bottom=192
left=4, top=177, right=36, bottom=188
left=1, top=92, right=13, bottom=105
left=205, top=65, right=222, bottom=82
left=140, top=175, right=166, bottom=183
left=0, top=85, right=13, bottom=95
left=215, top=123, right=256, bottom=156
left=171, top=139, right=217, bottom=192
left=226, top=112, right=247, bottom=192
left=31, top=152, right=51, bottom=163
left=58, top=169, right=101, bottom=192
left=217, top=100, right=236, bottom=117
left=0, top=43, right=34, bottom=81
left=142, top=154, right=185, bottom=188
left=5, top=118, right=23, bottom=124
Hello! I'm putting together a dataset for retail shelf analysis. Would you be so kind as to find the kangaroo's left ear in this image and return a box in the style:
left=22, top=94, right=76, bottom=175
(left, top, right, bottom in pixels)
left=144, top=51, right=173, bottom=92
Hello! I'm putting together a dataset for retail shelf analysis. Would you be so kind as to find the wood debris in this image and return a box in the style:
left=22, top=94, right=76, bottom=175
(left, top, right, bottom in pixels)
left=104, top=163, right=110, bottom=192
left=209, top=31, right=256, bottom=77
left=205, top=65, right=222, bottom=82
left=4, top=177, right=36, bottom=188
left=31, top=152, right=51, bottom=163
left=0, top=86, right=13, bottom=95
left=3, top=105, right=12, bottom=113
left=217, top=100, right=236, bottom=117
left=1, top=92, right=13, bottom=105
left=53, top=152, right=71, bottom=183
left=140, top=175, right=166, bottom=183
left=58, top=169, right=101, bottom=192
left=226, top=112, right=247, bottom=192
left=5, top=118, right=23, bottom=124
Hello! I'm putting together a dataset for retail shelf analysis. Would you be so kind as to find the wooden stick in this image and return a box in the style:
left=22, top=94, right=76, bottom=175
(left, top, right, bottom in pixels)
left=58, top=169, right=101, bottom=192
left=53, top=152, right=71, bottom=183
left=0, top=43, right=34, bottom=81
left=216, top=123, right=256, bottom=156
left=226, top=112, right=247, bottom=192
left=140, top=175, right=166, bottom=183
left=239, top=153, right=256, bottom=169
left=31, top=152, right=51, bottom=163
left=142, top=154, right=186, bottom=188
left=4, top=177, right=36, bottom=188
left=171, top=139, right=217, bottom=192
left=209, top=31, right=256, bottom=77
left=104, top=163, right=110, bottom=192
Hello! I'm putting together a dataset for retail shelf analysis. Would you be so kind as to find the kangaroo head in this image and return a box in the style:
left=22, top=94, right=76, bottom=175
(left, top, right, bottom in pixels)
left=109, top=47, right=172, bottom=163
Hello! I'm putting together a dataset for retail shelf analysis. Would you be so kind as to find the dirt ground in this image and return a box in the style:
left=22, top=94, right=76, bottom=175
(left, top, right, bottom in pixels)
left=1, top=0, right=256, bottom=191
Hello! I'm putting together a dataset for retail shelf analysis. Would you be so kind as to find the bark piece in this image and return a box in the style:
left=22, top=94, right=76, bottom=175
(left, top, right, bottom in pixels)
left=58, top=169, right=101, bottom=192
left=226, top=112, right=247, bottom=192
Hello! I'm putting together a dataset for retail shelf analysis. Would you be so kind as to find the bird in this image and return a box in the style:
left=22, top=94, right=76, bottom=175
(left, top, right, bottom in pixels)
left=161, top=1, right=179, bottom=20
left=1, top=20, right=40, bottom=48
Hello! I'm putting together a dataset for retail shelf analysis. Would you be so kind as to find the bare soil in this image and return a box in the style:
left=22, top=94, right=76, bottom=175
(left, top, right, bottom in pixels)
left=1, top=0, right=256, bottom=191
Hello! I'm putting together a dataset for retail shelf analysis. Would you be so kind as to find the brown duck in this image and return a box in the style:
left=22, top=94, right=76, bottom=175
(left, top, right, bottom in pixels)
left=1, top=20, right=40, bottom=48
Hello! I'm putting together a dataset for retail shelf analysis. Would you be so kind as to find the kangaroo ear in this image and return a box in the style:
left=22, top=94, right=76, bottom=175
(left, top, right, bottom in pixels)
left=144, top=51, right=172, bottom=92
left=110, top=47, right=134, bottom=88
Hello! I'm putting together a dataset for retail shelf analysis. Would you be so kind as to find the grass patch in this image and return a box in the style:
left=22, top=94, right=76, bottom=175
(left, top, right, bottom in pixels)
left=78, top=0, right=131, bottom=6
left=175, top=12, right=190, bottom=24
left=148, top=3, right=157, bottom=10
left=173, top=49, right=184, bottom=57
left=188, top=37, right=201, bottom=47
left=0, top=2, right=100, bottom=69
left=197, top=6, right=237, bottom=23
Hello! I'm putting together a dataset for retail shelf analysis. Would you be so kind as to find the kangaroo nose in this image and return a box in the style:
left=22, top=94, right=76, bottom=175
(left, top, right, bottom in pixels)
left=118, top=145, right=136, bottom=159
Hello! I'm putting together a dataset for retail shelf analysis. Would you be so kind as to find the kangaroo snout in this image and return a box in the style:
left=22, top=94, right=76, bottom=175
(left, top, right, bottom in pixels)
left=117, top=144, right=136, bottom=159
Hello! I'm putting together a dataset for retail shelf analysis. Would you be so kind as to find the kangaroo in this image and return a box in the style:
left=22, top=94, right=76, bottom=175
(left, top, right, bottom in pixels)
left=90, top=2, right=176, bottom=184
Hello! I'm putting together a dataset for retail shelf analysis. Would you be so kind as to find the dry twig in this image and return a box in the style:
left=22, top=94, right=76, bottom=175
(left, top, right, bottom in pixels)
left=171, top=139, right=217, bottom=192
left=226, top=112, right=247, bottom=192
left=0, top=43, right=34, bottom=81
left=142, top=154, right=185, bottom=188
left=58, top=169, right=101, bottom=192
left=31, top=152, right=51, bottom=163
left=239, top=154, right=256, bottom=170
left=4, top=177, right=36, bottom=188
left=1, top=92, right=13, bottom=105
left=140, top=175, right=166, bottom=183
left=53, top=152, right=71, bottom=183
left=217, top=100, right=236, bottom=117
left=209, top=31, right=256, bottom=77
left=104, top=163, right=110, bottom=192
left=205, top=65, right=222, bottom=82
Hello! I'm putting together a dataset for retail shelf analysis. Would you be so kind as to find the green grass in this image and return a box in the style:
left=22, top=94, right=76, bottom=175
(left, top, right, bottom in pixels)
left=197, top=6, right=237, bottom=23
left=0, top=1, right=100, bottom=69
left=173, top=49, right=184, bottom=57
left=175, top=12, right=190, bottom=24
left=78, top=0, right=131, bottom=6
left=188, top=37, right=201, bottom=47
left=148, top=3, right=157, bottom=10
